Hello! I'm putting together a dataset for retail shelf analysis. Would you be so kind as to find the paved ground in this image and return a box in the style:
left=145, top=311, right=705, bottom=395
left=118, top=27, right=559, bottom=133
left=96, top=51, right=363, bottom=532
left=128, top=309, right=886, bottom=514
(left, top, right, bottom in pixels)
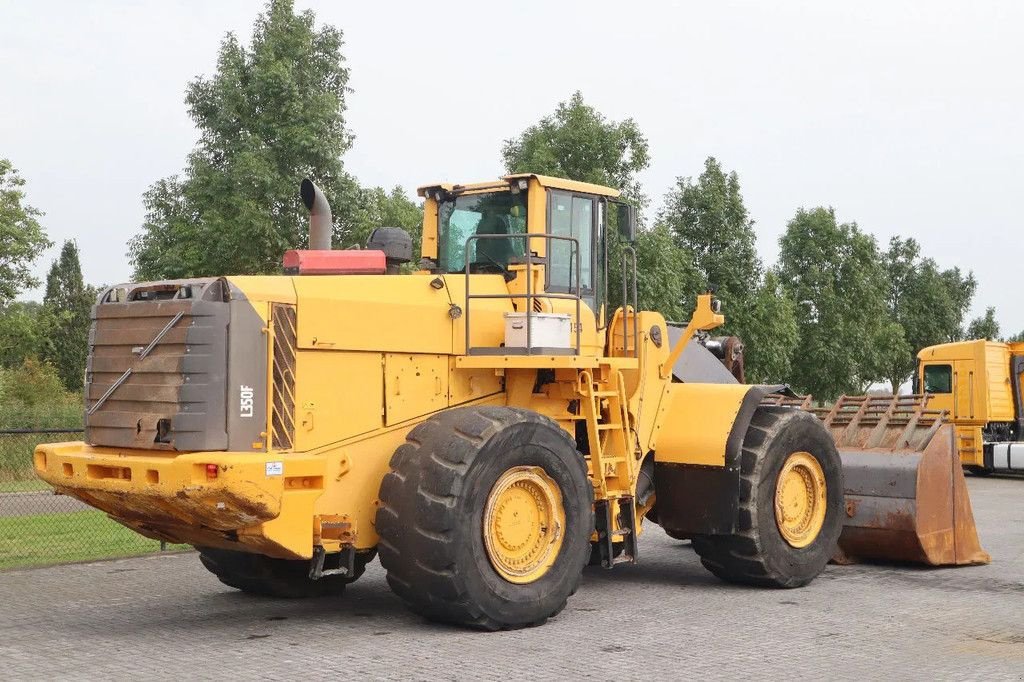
left=0, top=491, right=89, bottom=518
left=1, top=477, right=1021, bottom=680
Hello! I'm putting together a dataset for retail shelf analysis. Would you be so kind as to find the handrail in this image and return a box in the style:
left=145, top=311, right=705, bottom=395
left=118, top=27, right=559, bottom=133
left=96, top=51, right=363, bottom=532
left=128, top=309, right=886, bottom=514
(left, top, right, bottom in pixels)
left=620, top=246, right=639, bottom=358
left=463, top=233, right=582, bottom=356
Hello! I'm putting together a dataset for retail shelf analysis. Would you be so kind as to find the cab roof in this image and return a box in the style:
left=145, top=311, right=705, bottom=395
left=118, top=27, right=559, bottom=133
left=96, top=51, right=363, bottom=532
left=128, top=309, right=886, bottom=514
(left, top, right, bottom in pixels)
left=417, top=174, right=621, bottom=199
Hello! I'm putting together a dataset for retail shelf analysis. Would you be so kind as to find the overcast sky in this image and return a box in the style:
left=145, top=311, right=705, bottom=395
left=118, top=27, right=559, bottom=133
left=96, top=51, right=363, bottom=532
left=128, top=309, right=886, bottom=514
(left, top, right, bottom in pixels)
left=1, top=1, right=1021, bottom=333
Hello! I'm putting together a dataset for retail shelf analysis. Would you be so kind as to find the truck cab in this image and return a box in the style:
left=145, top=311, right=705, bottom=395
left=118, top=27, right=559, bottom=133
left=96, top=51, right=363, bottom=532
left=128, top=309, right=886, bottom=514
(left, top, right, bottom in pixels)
left=918, top=339, right=1024, bottom=471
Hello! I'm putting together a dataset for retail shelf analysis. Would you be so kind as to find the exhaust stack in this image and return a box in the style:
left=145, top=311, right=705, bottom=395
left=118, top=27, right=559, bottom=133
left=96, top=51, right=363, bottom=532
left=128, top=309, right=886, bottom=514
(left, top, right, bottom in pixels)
left=300, top=178, right=332, bottom=250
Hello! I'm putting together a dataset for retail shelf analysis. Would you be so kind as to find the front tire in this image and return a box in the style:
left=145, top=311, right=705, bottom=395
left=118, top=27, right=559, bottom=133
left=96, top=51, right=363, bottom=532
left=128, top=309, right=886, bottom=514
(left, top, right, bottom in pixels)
left=376, top=406, right=593, bottom=630
left=692, top=407, right=843, bottom=588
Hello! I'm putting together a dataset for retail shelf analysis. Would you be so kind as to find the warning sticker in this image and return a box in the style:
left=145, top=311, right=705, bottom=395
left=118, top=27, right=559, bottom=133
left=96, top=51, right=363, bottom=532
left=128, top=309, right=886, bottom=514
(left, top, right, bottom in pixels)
left=265, top=461, right=283, bottom=476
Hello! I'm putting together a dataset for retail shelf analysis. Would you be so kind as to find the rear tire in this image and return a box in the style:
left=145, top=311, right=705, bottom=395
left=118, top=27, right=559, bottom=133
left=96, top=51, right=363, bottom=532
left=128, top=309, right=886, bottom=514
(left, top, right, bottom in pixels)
left=376, top=406, right=593, bottom=630
left=197, top=547, right=373, bottom=598
left=692, top=407, right=843, bottom=588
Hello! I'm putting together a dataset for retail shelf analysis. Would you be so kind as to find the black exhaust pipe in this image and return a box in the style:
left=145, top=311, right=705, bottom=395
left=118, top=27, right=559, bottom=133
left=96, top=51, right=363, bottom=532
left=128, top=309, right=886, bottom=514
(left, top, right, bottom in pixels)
left=300, top=178, right=332, bottom=250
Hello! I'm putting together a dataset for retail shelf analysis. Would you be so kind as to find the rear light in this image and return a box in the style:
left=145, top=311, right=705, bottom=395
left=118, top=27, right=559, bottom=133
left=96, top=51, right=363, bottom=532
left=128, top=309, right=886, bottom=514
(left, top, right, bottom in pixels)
left=206, top=463, right=219, bottom=480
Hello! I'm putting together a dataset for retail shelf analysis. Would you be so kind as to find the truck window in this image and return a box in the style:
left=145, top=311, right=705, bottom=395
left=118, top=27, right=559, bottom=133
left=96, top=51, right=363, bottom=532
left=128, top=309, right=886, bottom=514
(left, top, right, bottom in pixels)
left=923, top=364, right=952, bottom=394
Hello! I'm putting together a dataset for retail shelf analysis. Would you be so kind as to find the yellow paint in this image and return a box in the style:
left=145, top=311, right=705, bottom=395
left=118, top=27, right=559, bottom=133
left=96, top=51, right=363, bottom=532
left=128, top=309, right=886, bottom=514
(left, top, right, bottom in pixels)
left=483, top=466, right=566, bottom=584
left=294, top=275, right=454, bottom=354
left=34, top=441, right=325, bottom=559
left=918, top=339, right=1024, bottom=466
left=774, top=451, right=827, bottom=548
left=651, top=383, right=753, bottom=466
left=292, top=351, right=383, bottom=451
left=384, top=353, right=448, bottom=425
left=660, top=293, right=724, bottom=378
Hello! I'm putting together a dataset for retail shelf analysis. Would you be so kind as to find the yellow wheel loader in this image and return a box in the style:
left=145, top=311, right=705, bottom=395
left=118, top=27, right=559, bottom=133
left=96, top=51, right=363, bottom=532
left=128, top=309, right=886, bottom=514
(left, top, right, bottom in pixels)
left=34, top=174, right=984, bottom=630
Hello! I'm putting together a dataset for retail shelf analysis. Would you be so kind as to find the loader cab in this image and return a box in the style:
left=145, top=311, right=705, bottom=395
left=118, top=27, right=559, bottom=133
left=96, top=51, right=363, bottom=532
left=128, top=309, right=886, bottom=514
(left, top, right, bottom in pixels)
left=418, top=174, right=636, bottom=353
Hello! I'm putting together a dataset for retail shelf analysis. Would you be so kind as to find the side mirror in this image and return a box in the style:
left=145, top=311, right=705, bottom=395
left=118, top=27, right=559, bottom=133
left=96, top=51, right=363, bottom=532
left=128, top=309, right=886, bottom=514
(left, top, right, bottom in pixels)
left=616, top=203, right=636, bottom=243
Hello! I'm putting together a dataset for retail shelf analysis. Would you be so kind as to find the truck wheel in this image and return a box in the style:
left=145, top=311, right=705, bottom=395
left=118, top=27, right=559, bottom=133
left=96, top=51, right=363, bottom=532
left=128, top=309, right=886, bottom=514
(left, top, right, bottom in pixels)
left=691, top=407, right=843, bottom=588
left=376, top=406, right=593, bottom=630
left=197, top=547, right=374, bottom=598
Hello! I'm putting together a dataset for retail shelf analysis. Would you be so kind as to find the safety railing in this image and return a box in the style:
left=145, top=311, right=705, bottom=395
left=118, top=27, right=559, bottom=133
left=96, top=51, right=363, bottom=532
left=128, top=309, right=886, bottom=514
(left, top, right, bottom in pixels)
left=463, top=233, right=582, bottom=356
left=619, top=245, right=639, bottom=358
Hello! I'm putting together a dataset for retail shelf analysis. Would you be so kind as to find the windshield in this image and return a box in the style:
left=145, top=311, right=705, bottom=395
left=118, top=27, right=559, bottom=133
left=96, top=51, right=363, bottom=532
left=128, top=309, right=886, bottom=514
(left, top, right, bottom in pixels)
left=437, top=190, right=528, bottom=273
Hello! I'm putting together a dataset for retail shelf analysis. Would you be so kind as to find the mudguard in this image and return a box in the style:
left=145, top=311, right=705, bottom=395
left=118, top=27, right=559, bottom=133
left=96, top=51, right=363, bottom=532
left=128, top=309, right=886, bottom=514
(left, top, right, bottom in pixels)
left=651, top=383, right=786, bottom=536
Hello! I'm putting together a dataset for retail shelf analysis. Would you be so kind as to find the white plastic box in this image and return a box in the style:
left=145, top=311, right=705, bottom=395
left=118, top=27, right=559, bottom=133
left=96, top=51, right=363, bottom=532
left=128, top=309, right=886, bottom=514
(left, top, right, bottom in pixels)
left=503, top=312, right=572, bottom=350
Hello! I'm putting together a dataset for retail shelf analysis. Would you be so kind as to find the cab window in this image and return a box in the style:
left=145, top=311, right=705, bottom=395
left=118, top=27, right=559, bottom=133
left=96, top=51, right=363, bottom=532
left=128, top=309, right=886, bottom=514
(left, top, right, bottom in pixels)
left=547, top=190, right=594, bottom=293
left=923, top=364, right=952, bottom=394
left=437, top=191, right=527, bottom=273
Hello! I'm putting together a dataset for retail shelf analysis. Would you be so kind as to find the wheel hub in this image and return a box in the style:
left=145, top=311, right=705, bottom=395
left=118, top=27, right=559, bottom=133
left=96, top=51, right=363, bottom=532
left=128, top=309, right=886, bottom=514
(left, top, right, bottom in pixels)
left=774, top=451, right=827, bottom=548
left=483, top=466, right=565, bottom=584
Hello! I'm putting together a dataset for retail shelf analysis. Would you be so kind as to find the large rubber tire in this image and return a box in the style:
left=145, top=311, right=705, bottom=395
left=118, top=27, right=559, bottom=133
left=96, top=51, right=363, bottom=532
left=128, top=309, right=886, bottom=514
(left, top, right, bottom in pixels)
left=376, top=406, right=593, bottom=631
left=691, top=407, right=843, bottom=588
left=197, top=547, right=374, bottom=599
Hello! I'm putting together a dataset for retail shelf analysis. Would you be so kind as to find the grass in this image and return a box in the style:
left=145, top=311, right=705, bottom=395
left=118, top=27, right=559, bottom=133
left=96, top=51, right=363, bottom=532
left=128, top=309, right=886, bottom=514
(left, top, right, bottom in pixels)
left=0, top=510, right=189, bottom=570
left=0, top=396, right=83, bottom=491
left=0, top=479, right=51, bottom=493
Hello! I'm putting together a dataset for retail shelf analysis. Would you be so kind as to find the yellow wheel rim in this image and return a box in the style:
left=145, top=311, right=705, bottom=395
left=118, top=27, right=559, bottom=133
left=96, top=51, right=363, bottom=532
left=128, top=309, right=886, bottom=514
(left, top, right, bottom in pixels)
left=483, top=466, right=565, bottom=584
left=774, top=451, right=827, bottom=548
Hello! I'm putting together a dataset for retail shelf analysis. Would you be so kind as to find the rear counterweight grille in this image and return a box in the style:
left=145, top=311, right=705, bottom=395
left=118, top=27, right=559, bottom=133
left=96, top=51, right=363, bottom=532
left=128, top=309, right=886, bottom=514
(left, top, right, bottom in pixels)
left=271, top=304, right=297, bottom=450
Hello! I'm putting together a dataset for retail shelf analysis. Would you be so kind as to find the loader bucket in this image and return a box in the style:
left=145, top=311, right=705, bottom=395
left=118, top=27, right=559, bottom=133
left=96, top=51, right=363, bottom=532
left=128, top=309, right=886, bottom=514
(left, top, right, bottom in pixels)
left=796, top=394, right=990, bottom=566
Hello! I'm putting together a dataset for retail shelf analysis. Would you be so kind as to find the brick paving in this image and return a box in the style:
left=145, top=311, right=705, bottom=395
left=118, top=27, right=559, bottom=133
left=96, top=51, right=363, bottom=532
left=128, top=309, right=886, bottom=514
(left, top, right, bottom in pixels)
left=1, top=477, right=1021, bottom=680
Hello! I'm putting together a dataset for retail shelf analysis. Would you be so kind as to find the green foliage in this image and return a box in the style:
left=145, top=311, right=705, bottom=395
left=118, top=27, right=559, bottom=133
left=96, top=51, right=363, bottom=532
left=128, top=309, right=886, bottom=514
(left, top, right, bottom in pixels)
left=1007, top=330, right=1024, bottom=343
left=742, top=271, right=800, bottom=383
left=128, top=0, right=361, bottom=279
left=966, top=306, right=1000, bottom=341
left=501, top=91, right=650, bottom=203
left=0, top=159, right=52, bottom=303
left=40, top=241, right=95, bottom=391
left=778, top=207, right=895, bottom=400
left=879, top=237, right=977, bottom=392
left=618, top=224, right=701, bottom=322
left=346, top=185, right=423, bottom=252
left=0, top=301, right=44, bottom=369
left=0, top=357, right=70, bottom=408
left=658, top=157, right=797, bottom=380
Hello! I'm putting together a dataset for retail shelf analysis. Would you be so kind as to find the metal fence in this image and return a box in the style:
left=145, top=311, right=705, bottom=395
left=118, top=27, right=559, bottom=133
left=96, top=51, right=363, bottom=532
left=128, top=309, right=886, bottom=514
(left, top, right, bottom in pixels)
left=0, top=428, right=185, bottom=571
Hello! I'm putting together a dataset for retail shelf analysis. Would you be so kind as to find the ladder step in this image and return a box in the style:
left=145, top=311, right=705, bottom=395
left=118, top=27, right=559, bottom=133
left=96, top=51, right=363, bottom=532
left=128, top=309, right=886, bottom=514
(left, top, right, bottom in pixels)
left=596, top=423, right=622, bottom=431
left=589, top=390, right=619, bottom=397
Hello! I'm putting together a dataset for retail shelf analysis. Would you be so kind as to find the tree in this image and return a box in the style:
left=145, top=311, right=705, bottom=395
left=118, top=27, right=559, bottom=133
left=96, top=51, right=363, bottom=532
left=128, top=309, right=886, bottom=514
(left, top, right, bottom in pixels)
left=741, top=271, right=800, bottom=383
left=0, top=159, right=52, bottom=303
left=778, top=207, right=895, bottom=400
left=879, top=236, right=976, bottom=392
left=0, top=301, right=44, bottom=368
left=966, top=307, right=1000, bottom=341
left=1007, top=330, right=1024, bottom=343
left=658, top=157, right=797, bottom=381
left=346, top=186, right=423, bottom=252
left=626, top=224, right=701, bottom=323
left=40, top=241, right=95, bottom=391
left=128, top=0, right=360, bottom=279
left=502, top=91, right=650, bottom=203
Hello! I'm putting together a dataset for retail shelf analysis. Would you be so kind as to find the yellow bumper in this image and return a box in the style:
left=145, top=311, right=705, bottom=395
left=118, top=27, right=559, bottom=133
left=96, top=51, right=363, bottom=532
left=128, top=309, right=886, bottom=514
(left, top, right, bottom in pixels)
left=33, top=442, right=326, bottom=559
